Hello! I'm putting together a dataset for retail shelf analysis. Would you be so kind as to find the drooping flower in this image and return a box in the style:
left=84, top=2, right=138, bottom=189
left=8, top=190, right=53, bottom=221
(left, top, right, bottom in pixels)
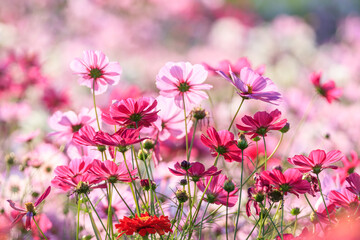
left=203, top=57, right=265, bottom=76
left=70, top=50, right=122, bottom=95
left=218, top=67, right=281, bottom=104
left=201, top=127, right=243, bottom=162
left=156, top=61, right=212, bottom=108
left=236, top=109, right=287, bottom=139
left=109, top=97, right=158, bottom=128
left=310, top=71, right=342, bottom=103
left=7, top=186, right=51, bottom=230
left=337, top=151, right=360, bottom=183
left=288, top=149, right=344, bottom=174
left=197, top=174, right=238, bottom=207
left=114, top=212, right=172, bottom=237
left=246, top=173, right=270, bottom=217
left=260, top=169, right=311, bottom=197
left=91, top=160, right=137, bottom=183
left=346, top=172, right=360, bottom=195
left=168, top=161, right=221, bottom=182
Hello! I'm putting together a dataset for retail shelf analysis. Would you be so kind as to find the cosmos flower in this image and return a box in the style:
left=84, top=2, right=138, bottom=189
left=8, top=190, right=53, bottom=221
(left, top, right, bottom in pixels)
left=109, top=97, right=159, bottom=128
left=70, top=50, right=122, bottom=95
left=197, top=174, right=238, bottom=207
left=288, top=149, right=344, bottom=174
left=95, top=128, right=145, bottom=151
left=346, top=172, right=360, bottom=195
left=337, top=151, right=360, bottom=183
left=328, top=188, right=359, bottom=212
left=203, top=57, right=265, bottom=76
left=260, top=169, right=311, bottom=197
left=156, top=61, right=212, bottom=109
left=114, top=212, right=172, bottom=237
left=168, top=161, right=221, bottom=182
left=72, top=125, right=103, bottom=146
left=218, top=67, right=281, bottom=104
left=310, top=71, right=342, bottom=103
left=236, top=109, right=287, bottom=139
left=7, top=186, right=51, bottom=230
left=201, top=127, right=243, bottom=162
left=91, top=160, right=137, bottom=183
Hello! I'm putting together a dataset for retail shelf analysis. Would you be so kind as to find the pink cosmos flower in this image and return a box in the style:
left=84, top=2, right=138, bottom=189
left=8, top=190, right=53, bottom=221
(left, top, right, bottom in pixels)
left=48, top=108, right=97, bottom=143
left=329, top=188, right=359, bottom=211
left=197, top=174, right=238, bottom=207
left=310, top=72, right=342, bottom=103
left=72, top=125, right=103, bottom=146
left=218, top=67, right=281, bottom=105
left=41, top=87, right=70, bottom=112
left=346, top=172, right=360, bottom=195
left=260, top=169, right=311, bottom=197
left=7, top=186, right=51, bottom=230
left=70, top=50, right=122, bottom=95
left=203, top=57, right=265, bottom=76
left=288, top=149, right=344, bottom=174
left=337, top=151, right=360, bottom=183
left=95, top=128, right=145, bottom=150
left=109, top=97, right=159, bottom=128
left=156, top=61, right=212, bottom=108
left=313, top=202, right=336, bottom=225
left=168, top=161, right=221, bottom=182
left=236, top=109, right=287, bottom=139
left=91, top=160, right=137, bottom=183
left=246, top=173, right=270, bottom=217
left=201, top=127, right=243, bottom=162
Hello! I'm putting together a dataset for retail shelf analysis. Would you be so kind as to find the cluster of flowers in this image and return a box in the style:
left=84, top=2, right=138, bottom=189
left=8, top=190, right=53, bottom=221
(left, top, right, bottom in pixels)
left=4, top=47, right=359, bottom=240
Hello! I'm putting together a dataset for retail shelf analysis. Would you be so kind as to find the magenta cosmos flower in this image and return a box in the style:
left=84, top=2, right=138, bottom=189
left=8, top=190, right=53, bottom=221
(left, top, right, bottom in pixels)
left=70, top=50, right=122, bottom=95
left=96, top=128, right=146, bottom=151
left=236, top=109, right=287, bottom=139
left=168, top=161, right=221, bottom=182
left=260, top=169, right=311, bottom=197
left=288, top=149, right=344, bottom=174
left=197, top=174, right=238, bottom=207
left=337, top=151, right=360, bottom=183
left=7, top=186, right=51, bottom=230
left=218, top=67, right=281, bottom=105
left=310, top=72, right=342, bottom=103
left=156, top=61, right=212, bottom=109
left=92, top=159, right=137, bottom=183
left=329, top=188, right=359, bottom=211
left=72, top=125, right=103, bottom=146
left=346, top=173, right=360, bottom=195
left=109, top=97, right=158, bottom=128
left=201, top=127, right=243, bottom=162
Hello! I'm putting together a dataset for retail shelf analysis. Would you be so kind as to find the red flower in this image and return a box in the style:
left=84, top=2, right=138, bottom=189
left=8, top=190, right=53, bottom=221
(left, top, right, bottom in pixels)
left=114, top=212, right=172, bottom=237
left=288, top=149, right=344, bottom=174
left=7, top=186, right=51, bottom=230
left=201, top=127, right=243, bottom=162
left=310, top=71, right=342, bottom=103
left=168, top=161, right=221, bottom=182
left=236, top=109, right=287, bottom=139
left=260, top=169, right=310, bottom=197
left=109, top=97, right=158, bottom=128
left=91, top=159, right=137, bottom=183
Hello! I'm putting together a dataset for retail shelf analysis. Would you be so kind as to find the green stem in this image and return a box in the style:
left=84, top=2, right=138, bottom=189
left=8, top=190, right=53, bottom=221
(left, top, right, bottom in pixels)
left=233, top=150, right=244, bottom=239
left=182, top=94, right=189, bottom=158
left=293, top=215, right=297, bottom=235
left=76, top=198, right=82, bottom=240
left=33, top=216, right=48, bottom=240
left=187, top=119, right=198, bottom=160
left=106, top=183, right=114, bottom=239
left=226, top=192, right=230, bottom=240
left=263, top=136, right=268, bottom=170
left=280, top=200, right=284, bottom=240
left=92, top=79, right=101, bottom=131
left=167, top=204, right=181, bottom=240
left=174, top=203, right=184, bottom=239
left=267, top=133, right=284, bottom=160
left=228, top=98, right=245, bottom=131
left=198, top=202, right=210, bottom=240
left=304, top=194, right=324, bottom=231
left=112, top=183, right=135, bottom=216
left=317, top=174, right=331, bottom=222
left=259, top=202, right=282, bottom=238
left=245, top=216, right=260, bottom=240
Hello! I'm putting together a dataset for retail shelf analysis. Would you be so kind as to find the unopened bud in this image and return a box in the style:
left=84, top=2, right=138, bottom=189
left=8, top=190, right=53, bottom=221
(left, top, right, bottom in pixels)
left=280, top=123, right=290, bottom=133
left=143, top=139, right=155, bottom=150
left=237, top=134, right=248, bottom=150
left=138, top=149, right=149, bottom=161
left=223, top=180, right=235, bottom=192
left=180, top=160, right=191, bottom=170
left=176, top=190, right=189, bottom=203
left=180, top=179, right=188, bottom=186
left=290, top=207, right=301, bottom=216
left=191, top=107, right=208, bottom=121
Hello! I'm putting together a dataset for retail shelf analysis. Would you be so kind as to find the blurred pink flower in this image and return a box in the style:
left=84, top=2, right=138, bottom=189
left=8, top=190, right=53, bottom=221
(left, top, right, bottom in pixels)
left=201, top=127, right=243, bottom=162
left=203, top=57, right=265, bottom=76
left=310, top=72, right=342, bottom=104
left=288, top=149, right=344, bottom=174
left=7, top=186, right=51, bottom=231
left=168, top=161, right=221, bottom=182
left=156, top=61, right=212, bottom=109
left=109, top=97, right=158, bottom=128
left=337, top=151, right=360, bottom=183
left=260, top=169, right=310, bottom=197
left=329, top=188, right=359, bottom=211
left=95, top=128, right=145, bottom=149
left=92, top=159, right=137, bottom=183
left=346, top=172, right=360, bottom=195
left=236, top=109, right=287, bottom=139
left=41, top=87, right=70, bottom=112
left=197, top=174, right=238, bottom=207
left=218, top=67, right=281, bottom=105
left=70, top=50, right=122, bottom=95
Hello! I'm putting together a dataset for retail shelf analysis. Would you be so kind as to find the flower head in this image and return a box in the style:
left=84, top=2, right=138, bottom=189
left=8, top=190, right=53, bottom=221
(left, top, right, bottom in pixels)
left=70, top=50, right=122, bottom=95
left=91, top=160, right=137, bottom=183
left=114, top=212, right=172, bottom=237
left=346, top=172, right=360, bottom=195
left=329, top=188, right=359, bottom=212
left=203, top=57, right=265, bottom=76
left=337, top=151, right=360, bottom=183
left=201, top=127, right=243, bottom=162
left=156, top=61, right=212, bottom=108
left=7, top=186, right=51, bottom=230
left=288, top=149, right=344, bottom=174
left=260, top=168, right=311, bottom=197
left=168, top=161, right=221, bottom=182
left=236, top=109, right=287, bottom=139
left=109, top=97, right=158, bottom=128
left=310, top=71, right=342, bottom=103
left=218, top=67, right=281, bottom=104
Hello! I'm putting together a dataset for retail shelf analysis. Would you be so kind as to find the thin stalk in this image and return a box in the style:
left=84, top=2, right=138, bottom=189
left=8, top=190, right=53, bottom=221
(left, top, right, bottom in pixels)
left=92, top=79, right=101, bottom=131
left=85, top=193, right=111, bottom=240
left=316, top=174, right=331, bottom=222
left=33, top=216, right=48, bottom=240
left=226, top=193, right=230, bottom=240
left=245, top=216, right=260, bottom=240
left=280, top=200, right=284, bottom=240
left=112, top=183, right=135, bottom=216
left=198, top=202, right=210, bottom=240
left=267, top=133, right=284, bottom=160
left=173, top=203, right=184, bottom=238
left=228, top=98, right=245, bottom=131
left=263, top=136, right=268, bottom=170
left=293, top=216, right=297, bottom=235
left=187, top=119, right=198, bottom=160
left=167, top=204, right=181, bottom=240
left=304, top=194, right=324, bottom=231
left=76, top=198, right=82, bottom=240
left=106, top=183, right=114, bottom=239
left=259, top=202, right=282, bottom=238
left=182, top=94, right=189, bottom=158
left=234, top=150, right=244, bottom=239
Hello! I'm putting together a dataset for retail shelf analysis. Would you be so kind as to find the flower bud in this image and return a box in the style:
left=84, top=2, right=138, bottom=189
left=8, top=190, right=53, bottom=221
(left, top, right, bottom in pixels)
left=191, top=107, right=208, bottom=121
left=97, top=145, right=106, bottom=152
left=143, top=139, right=155, bottom=150
left=279, top=123, right=290, bottom=133
left=254, top=193, right=265, bottom=203
left=140, top=179, right=156, bottom=191
left=180, top=179, right=188, bottom=186
left=268, top=190, right=283, bottom=202
left=237, top=134, right=248, bottom=150
left=290, top=207, right=301, bottom=216
left=180, top=160, right=191, bottom=170
left=5, top=153, right=15, bottom=167
left=138, top=149, right=149, bottom=161
left=223, top=180, right=235, bottom=192
left=176, top=190, right=189, bottom=203
left=253, top=136, right=261, bottom=142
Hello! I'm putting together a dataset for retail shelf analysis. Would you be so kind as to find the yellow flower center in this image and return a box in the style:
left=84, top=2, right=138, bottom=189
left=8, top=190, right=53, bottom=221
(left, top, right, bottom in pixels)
left=139, top=216, right=151, bottom=222
left=25, top=202, right=35, bottom=213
